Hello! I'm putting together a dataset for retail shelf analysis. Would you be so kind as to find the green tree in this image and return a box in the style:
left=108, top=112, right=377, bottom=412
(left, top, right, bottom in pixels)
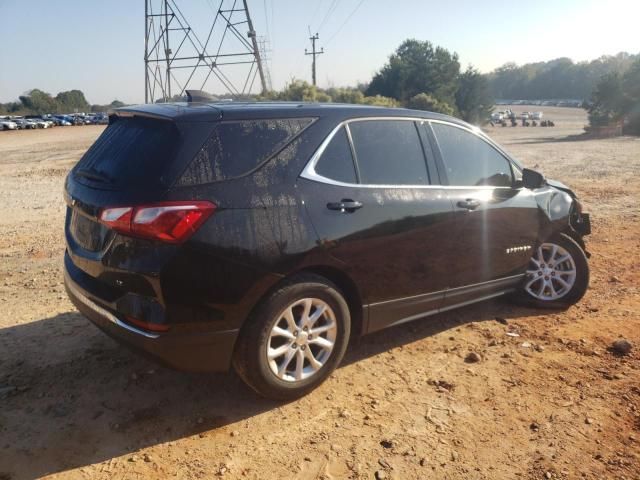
left=366, top=39, right=460, bottom=104
left=455, top=66, right=493, bottom=124
left=588, top=72, right=625, bottom=127
left=19, top=89, right=59, bottom=114
left=621, top=58, right=640, bottom=134
left=55, top=90, right=90, bottom=112
left=407, top=93, right=454, bottom=115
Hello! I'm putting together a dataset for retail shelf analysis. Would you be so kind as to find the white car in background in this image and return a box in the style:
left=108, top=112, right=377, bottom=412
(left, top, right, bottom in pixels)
left=23, top=119, right=40, bottom=129
left=0, top=119, right=18, bottom=130
left=531, top=112, right=543, bottom=120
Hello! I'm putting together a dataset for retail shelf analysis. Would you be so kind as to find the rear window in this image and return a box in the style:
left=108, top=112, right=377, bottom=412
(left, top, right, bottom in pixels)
left=177, top=118, right=314, bottom=185
left=73, top=116, right=180, bottom=188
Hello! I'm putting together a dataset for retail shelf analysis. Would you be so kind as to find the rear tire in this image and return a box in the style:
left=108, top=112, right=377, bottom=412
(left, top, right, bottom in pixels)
left=233, top=274, right=351, bottom=400
left=515, top=233, right=589, bottom=308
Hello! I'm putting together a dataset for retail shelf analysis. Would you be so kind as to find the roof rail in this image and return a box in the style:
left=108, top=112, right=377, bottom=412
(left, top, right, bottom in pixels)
left=185, top=90, right=219, bottom=103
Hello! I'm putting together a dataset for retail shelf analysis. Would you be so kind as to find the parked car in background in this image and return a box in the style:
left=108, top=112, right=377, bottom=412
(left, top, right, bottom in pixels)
left=531, top=112, right=543, bottom=120
left=11, top=118, right=30, bottom=129
left=54, top=115, right=73, bottom=126
left=23, top=119, right=39, bottom=129
left=63, top=102, right=591, bottom=399
left=0, top=118, right=18, bottom=130
left=43, top=115, right=62, bottom=126
left=25, top=116, right=51, bottom=128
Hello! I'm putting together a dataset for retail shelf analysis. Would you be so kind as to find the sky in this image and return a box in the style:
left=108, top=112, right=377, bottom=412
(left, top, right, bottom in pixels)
left=0, top=0, right=638, bottom=104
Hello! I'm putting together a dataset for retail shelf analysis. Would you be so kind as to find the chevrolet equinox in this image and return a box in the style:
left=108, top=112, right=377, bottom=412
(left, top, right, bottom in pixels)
left=64, top=101, right=591, bottom=399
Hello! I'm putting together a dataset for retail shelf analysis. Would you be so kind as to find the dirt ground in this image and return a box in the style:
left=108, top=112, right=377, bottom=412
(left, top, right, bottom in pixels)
left=0, top=107, right=638, bottom=480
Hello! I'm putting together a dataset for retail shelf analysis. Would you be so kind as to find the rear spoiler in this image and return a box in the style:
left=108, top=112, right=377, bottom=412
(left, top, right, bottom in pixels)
left=108, top=101, right=222, bottom=124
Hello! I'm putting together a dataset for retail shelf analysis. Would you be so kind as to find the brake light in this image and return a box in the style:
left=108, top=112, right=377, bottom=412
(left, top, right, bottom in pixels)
left=99, top=201, right=216, bottom=243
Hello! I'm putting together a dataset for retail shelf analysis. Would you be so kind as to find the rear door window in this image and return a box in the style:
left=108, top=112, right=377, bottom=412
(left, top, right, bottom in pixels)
left=314, top=127, right=357, bottom=184
left=73, top=116, right=180, bottom=188
left=178, top=118, right=314, bottom=185
left=348, top=120, right=429, bottom=185
left=430, top=123, right=514, bottom=187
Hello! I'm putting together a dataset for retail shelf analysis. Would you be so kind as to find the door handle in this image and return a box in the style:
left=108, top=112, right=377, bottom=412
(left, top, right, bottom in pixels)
left=457, top=199, right=481, bottom=210
left=327, top=199, right=363, bottom=212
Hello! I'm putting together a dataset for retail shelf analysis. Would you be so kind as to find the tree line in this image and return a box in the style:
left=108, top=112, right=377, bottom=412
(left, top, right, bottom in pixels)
left=486, top=53, right=639, bottom=100
left=4, top=39, right=637, bottom=132
left=0, top=89, right=125, bottom=115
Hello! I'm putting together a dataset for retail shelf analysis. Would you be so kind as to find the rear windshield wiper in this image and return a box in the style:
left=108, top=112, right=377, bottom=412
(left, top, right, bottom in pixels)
left=75, top=168, right=113, bottom=184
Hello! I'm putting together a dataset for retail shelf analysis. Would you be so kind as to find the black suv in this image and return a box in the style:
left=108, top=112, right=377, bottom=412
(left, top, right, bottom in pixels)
left=64, top=102, right=591, bottom=399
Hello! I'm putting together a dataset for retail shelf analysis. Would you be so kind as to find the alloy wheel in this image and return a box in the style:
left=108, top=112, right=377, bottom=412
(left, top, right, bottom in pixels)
left=266, top=298, right=337, bottom=382
left=524, top=243, right=576, bottom=301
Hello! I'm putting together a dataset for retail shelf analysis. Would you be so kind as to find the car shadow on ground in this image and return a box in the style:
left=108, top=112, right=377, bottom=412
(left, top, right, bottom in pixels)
left=0, top=299, right=544, bottom=479
left=507, top=133, right=600, bottom=145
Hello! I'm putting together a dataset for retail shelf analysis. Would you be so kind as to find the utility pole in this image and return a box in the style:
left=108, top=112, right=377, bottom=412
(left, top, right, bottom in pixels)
left=305, top=33, right=324, bottom=86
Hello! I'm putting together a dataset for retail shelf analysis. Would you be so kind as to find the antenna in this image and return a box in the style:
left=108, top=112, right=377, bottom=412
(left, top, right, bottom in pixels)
left=144, top=0, right=268, bottom=103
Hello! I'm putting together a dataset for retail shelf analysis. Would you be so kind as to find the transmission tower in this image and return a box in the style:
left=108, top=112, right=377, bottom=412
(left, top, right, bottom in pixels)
left=304, top=33, right=324, bottom=86
left=144, top=0, right=268, bottom=103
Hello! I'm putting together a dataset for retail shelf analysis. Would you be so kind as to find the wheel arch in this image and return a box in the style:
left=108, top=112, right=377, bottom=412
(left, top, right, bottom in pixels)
left=292, top=265, right=365, bottom=338
left=237, top=264, right=365, bottom=342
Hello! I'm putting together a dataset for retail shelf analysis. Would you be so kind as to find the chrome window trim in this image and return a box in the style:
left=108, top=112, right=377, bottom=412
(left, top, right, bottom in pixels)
left=299, top=116, right=522, bottom=189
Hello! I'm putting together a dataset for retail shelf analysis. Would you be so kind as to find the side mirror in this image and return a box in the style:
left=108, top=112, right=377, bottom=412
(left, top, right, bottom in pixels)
left=522, top=168, right=545, bottom=189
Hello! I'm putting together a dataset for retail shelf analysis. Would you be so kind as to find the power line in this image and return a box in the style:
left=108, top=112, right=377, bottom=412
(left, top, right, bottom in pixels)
left=316, top=0, right=339, bottom=33
left=325, top=0, right=365, bottom=45
left=308, top=0, right=325, bottom=28
left=263, top=0, right=270, bottom=44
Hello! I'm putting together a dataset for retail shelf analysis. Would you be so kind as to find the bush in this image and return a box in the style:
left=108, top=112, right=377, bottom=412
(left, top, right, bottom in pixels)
left=407, top=93, right=454, bottom=115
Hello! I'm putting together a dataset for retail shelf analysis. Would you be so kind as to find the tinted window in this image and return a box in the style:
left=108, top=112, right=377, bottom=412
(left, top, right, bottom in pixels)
left=178, top=118, right=313, bottom=185
left=431, top=123, right=513, bottom=187
left=348, top=120, right=428, bottom=185
left=315, top=127, right=357, bottom=183
left=74, top=116, right=179, bottom=188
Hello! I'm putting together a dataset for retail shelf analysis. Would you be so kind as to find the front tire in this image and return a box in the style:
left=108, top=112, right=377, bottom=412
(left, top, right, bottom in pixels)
left=233, top=274, right=351, bottom=400
left=518, top=233, right=589, bottom=308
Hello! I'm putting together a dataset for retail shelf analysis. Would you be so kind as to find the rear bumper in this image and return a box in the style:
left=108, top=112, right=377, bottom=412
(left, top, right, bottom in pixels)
left=64, top=265, right=239, bottom=372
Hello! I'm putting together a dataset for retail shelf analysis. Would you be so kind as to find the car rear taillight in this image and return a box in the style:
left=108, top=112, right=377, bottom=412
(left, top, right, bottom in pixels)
left=99, top=201, right=216, bottom=244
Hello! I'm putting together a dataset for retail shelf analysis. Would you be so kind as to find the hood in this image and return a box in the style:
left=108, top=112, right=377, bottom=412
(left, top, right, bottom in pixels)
left=546, top=178, right=577, bottom=199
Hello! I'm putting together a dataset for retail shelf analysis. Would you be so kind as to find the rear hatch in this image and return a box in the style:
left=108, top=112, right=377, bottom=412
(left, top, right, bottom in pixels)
left=65, top=110, right=217, bottom=257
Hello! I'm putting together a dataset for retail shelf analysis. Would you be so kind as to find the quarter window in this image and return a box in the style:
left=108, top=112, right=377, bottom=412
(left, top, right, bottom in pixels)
left=315, top=127, right=357, bottom=184
left=178, top=118, right=314, bottom=185
left=431, top=123, right=513, bottom=187
left=348, top=120, right=429, bottom=185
